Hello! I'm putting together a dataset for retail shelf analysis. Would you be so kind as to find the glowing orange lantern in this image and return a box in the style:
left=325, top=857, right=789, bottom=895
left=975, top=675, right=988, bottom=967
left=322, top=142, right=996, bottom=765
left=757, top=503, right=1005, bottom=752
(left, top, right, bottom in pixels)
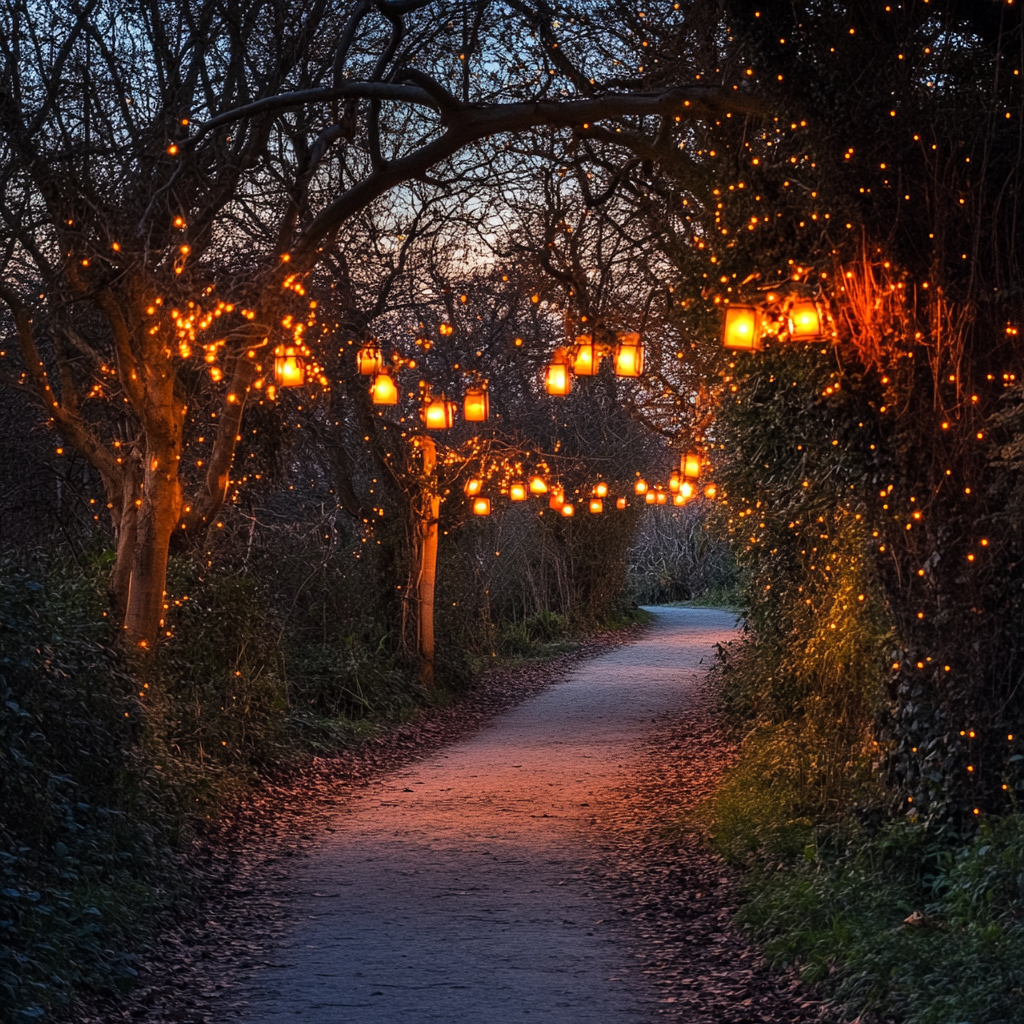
left=422, top=395, right=456, bottom=429
left=723, top=305, right=762, bottom=350
left=669, top=472, right=681, bottom=493
left=635, top=478, right=649, bottom=495
left=593, top=482, right=608, bottom=498
left=549, top=489, right=565, bottom=511
left=704, top=483, right=717, bottom=500
left=529, top=475, right=548, bottom=494
left=463, top=385, right=490, bottom=421
left=645, top=491, right=657, bottom=505
left=614, top=333, right=644, bottom=376
left=274, top=345, right=305, bottom=387
left=616, top=497, right=627, bottom=510
left=472, top=497, right=491, bottom=516
left=357, top=344, right=383, bottom=375
left=673, top=493, right=686, bottom=506
left=509, top=482, right=527, bottom=501
left=560, top=503, right=575, bottom=517
left=656, top=491, right=668, bottom=505
left=545, top=349, right=572, bottom=396
left=572, top=335, right=598, bottom=376
left=371, top=372, right=398, bottom=405
left=682, top=452, right=701, bottom=479
left=464, top=477, right=483, bottom=497
left=788, top=300, right=823, bottom=341
left=680, top=481, right=694, bottom=499
left=589, top=498, right=604, bottom=514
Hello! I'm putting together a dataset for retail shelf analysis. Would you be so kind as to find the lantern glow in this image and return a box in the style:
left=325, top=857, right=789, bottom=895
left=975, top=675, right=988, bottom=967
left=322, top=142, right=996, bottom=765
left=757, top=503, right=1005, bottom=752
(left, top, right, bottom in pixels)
left=704, top=483, right=717, bottom=500
left=616, top=497, right=627, bottom=509
left=673, top=493, right=687, bottom=506
left=656, top=491, right=668, bottom=505
left=545, top=358, right=571, bottom=395
left=682, top=453, right=701, bottom=479
left=594, top=482, right=608, bottom=497
left=723, top=305, right=762, bottom=350
left=529, top=475, right=548, bottom=494
left=371, top=372, right=398, bottom=405
left=464, top=477, right=483, bottom=497
left=788, top=300, right=823, bottom=340
left=357, top=344, right=383, bottom=375
left=549, top=490, right=565, bottom=510
left=645, top=491, right=657, bottom=504
left=614, top=333, right=644, bottom=376
left=680, top=481, right=694, bottom=498
left=463, top=386, right=490, bottom=421
left=422, top=396, right=456, bottom=429
left=509, top=482, right=527, bottom=501
left=560, top=503, right=575, bottom=517
left=635, top=478, right=649, bottom=495
left=274, top=345, right=305, bottom=387
left=472, top=497, right=491, bottom=516
left=589, top=498, right=603, bottom=514
left=669, top=473, right=681, bottom=493
left=572, top=336, right=598, bottom=376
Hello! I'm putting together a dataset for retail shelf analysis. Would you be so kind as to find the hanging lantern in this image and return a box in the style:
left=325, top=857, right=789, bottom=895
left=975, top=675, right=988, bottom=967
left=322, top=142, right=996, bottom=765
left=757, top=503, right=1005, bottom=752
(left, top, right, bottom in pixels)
left=472, top=497, right=491, bottom=516
left=656, top=491, right=668, bottom=505
left=593, top=481, right=608, bottom=498
left=549, top=489, right=565, bottom=511
left=274, top=345, right=305, bottom=387
left=589, top=498, right=604, bottom=514
left=673, top=493, right=687, bottom=506
left=616, top=497, right=627, bottom=510
left=704, top=483, right=717, bottom=500
left=723, top=305, right=762, bottom=350
left=635, top=478, right=649, bottom=495
left=509, top=482, right=527, bottom=501
left=464, top=477, right=483, bottom=497
left=682, top=452, right=701, bottom=479
left=544, top=348, right=572, bottom=395
left=614, top=332, right=644, bottom=377
left=572, top=335, right=598, bottom=376
left=463, top=384, right=490, bottom=422
left=669, top=472, right=681, bottom=493
left=357, top=344, right=383, bottom=375
left=560, top=503, right=575, bottom=517
left=787, top=300, right=823, bottom=341
left=645, top=491, right=657, bottom=505
left=529, top=475, right=548, bottom=494
left=422, top=395, right=456, bottom=429
left=371, top=372, right=398, bottom=405
left=680, top=481, right=694, bottom=499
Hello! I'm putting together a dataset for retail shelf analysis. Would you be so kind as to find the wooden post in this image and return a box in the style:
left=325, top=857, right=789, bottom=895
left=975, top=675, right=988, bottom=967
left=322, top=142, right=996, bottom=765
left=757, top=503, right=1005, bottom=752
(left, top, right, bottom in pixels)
left=413, top=435, right=440, bottom=688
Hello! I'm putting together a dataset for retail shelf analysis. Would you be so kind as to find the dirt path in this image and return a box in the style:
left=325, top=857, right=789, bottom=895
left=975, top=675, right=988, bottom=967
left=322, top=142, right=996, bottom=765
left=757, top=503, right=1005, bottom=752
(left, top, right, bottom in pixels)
left=226, top=607, right=741, bottom=1022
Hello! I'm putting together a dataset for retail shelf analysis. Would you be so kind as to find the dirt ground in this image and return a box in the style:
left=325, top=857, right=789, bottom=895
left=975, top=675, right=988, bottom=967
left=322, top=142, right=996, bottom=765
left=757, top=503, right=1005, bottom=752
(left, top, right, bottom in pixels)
left=90, top=608, right=822, bottom=1024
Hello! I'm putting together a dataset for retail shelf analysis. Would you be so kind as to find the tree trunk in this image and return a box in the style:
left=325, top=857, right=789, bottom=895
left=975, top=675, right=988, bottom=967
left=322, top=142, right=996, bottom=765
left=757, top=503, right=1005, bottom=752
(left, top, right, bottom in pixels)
left=413, top=435, right=439, bottom=688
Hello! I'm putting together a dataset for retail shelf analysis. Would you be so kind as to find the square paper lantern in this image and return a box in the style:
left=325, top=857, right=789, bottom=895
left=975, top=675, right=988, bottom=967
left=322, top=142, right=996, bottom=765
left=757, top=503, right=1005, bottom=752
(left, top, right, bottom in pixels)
left=509, top=482, right=527, bottom=501
left=682, top=452, right=701, bottom=479
left=472, top=497, right=491, bottom=516
left=589, top=498, right=604, bottom=514
left=463, top=386, right=490, bottom=421
left=614, top=333, right=644, bottom=376
left=545, top=360, right=571, bottom=395
left=788, top=300, right=823, bottom=341
left=723, top=305, right=762, bottom=350
left=274, top=345, right=305, bottom=387
left=464, top=477, right=483, bottom=497
left=635, top=478, right=648, bottom=495
left=422, top=396, right=456, bottom=429
left=357, top=344, right=383, bottom=375
left=704, top=483, right=717, bottom=500
left=616, top=497, right=627, bottom=509
left=560, top=503, right=575, bottom=517
left=549, top=489, right=565, bottom=511
left=645, top=491, right=657, bottom=504
left=371, top=372, right=398, bottom=405
left=572, top=335, right=598, bottom=376
left=529, top=475, right=548, bottom=494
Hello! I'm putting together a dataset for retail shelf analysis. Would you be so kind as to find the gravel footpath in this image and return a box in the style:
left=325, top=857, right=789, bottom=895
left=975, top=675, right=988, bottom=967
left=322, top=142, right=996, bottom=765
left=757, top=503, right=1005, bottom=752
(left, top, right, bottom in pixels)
left=81, top=609, right=822, bottom=1024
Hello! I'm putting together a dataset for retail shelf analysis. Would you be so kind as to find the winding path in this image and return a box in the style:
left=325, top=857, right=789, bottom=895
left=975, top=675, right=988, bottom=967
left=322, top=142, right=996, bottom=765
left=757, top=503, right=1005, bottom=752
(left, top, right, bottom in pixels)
left=240, top=607, right=739, bottom=1022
